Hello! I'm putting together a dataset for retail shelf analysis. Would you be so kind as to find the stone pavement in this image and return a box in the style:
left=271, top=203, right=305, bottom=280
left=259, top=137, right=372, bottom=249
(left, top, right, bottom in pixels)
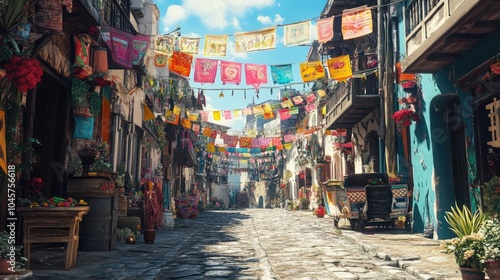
left=2, top=208, right=471, bottom=280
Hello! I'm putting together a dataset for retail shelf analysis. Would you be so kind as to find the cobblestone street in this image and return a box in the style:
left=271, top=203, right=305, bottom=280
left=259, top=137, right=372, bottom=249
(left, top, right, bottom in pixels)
left=25, top=209, right=462, bottom=280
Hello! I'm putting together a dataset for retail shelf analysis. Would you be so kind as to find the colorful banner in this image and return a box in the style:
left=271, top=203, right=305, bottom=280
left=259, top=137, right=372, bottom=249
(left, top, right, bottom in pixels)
left=306, top=93, right=316, bottom=103
left=200, top=111, right=209, bottom=121
left=342, top=6, right=373, bottom=40
left=242, top=107, right=253, bottom=115
left=224, top=110, right=232, bottom=120
left=181, top=118, right=192, bottom=129
left=299, top=61, right=325, bottom=82
left=292, top=95, right=304, bottom=105
left=234, top=27, right=276, bottom=53
left=194, top=58, right=218, bottom=84
left=143, top=103, right=155, bottom=121
left=279, top=108, right=291, bottom=120
left=110, top=27, right=133, bottom=69
left=305, top=103, right=317, bottom=113
left=207, top=143, right=215, bottom=153
left=220, top=60, right=242, bottom=85
left=132, top=35, right=150, bottom=65
left=245, top=63, right=268, bottom=90
left=240, top=137, right=252, bottom=148
left=317, top=17, right=334, bottom=43
left=283, top=21, right=311, bottom=46
left=327, top=55, right=352, bottom=81
left=204, top=35, right=228, bottom=57
left=270, top=64, right=293, bottom=85
left=165, top=110, right=179, bottom=125
left=210, top=111, right=220, bottom=121
left=264, top=111, right=275, bottom=119
left=203, top=127, right=212, bottom=137
left=168, top=51, right=193, bottom=77
left=154, top=35, right=175, bottom=56
left=179, top=37, right=200, bottom=55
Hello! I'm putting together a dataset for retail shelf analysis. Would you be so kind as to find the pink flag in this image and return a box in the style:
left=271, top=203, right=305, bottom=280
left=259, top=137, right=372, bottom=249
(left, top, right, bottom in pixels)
left=220, top=60, right=242, bottom=85
left=279, top=108, right=291, bottom=120
left=305, top=103, right=317, bottom=112
left=200, top=111, right=209, bottom=122
left=317, top=17, right=334, bottom=43
left=194, top=58, right=218, bottom=84
left=292, top=95, right=304, bottom=105
left=224, top=110, right=232, bottom=120
left=245, top=64, right=268, bottom=90
left=272, top=137, right=282, bottom=147
left=306, top=93, right=316, bottom=103
left=252, top=138, right=260, bottom=148
left=284, top=134, right=296, bottom=142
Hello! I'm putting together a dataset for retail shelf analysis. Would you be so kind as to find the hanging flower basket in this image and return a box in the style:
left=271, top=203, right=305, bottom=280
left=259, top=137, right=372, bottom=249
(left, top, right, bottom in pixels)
left=401, top=80, right=416, bottom=89
left=392, top=109, right=419, bottom=130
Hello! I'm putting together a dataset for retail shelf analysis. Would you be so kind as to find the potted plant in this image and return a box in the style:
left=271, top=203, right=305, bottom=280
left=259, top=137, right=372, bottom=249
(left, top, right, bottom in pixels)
left=143, top=182, right=164, bottom=244
left=0, top=231, right=26, bottom=275
left=479, top=214, right=500, bottom=279
left=392, top=109, right=419, bottom=131
left=482, top=176, right=500, bottom=215
left=441, top=203, right=486, bottom=279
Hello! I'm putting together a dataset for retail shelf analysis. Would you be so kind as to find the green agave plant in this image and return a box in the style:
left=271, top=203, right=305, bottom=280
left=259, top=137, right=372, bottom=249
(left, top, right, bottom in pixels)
left=0, top=0, right=29, bottom=33
left=444, top=203, right=485, bottom=238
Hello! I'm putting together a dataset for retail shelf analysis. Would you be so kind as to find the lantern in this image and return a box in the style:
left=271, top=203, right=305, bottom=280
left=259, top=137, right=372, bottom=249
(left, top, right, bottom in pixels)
left=91, top=47, right=108, bottom=73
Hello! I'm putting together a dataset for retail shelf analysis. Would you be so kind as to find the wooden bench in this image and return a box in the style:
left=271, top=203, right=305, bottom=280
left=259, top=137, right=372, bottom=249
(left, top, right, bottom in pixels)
left=17, top=207, right=89, bottom=270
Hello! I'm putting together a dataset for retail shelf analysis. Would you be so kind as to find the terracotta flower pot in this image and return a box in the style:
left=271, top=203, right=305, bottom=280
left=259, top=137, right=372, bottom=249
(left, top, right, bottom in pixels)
left=458, top=267, right=485, bottom=280
left=0, top=259, right=15, bottom=275
left=485, top=261, right=500, bottom=280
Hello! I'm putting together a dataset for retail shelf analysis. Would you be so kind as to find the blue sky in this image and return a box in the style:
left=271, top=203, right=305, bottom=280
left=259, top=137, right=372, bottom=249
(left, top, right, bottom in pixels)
left=153, top=0, right=327, bottom=132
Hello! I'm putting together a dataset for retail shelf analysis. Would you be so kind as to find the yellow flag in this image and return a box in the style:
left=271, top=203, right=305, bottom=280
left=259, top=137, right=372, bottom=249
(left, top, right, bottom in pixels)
left=322, top=105, right=326, bottom=115
left=327, top=55, right=352, bottom=81
left=173, top=105, right=181, bottom=115
left=213, top=111, right=222, bottom=121
left=207, top=143, right=215, bottom=153
left=143, top=103, right=155, bottom=121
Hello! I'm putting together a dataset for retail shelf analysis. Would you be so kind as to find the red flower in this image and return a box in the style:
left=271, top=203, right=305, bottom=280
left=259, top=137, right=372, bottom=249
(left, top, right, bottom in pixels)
left=392, top=109, right=419, bottom=129
left=4, top=56, right=43, bottom=93
left=25, top=177, right=44, bottom=196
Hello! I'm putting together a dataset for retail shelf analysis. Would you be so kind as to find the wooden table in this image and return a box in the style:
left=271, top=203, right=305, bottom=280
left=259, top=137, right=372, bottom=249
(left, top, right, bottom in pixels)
left=17, top=206, right=90, bottom=270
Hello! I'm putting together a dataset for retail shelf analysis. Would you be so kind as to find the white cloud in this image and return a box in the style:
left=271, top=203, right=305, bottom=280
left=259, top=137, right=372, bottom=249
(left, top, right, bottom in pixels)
left=257, top=15, right=273, bottom=25
left=162, top=5, right=188, bottom=33
left=257, top=14, right=284, bottom=26
left=232, top=17, right=241, bottom=30
left=162, top=0, right=276, bottom=31
left=273, top=14, right=285, bottom=25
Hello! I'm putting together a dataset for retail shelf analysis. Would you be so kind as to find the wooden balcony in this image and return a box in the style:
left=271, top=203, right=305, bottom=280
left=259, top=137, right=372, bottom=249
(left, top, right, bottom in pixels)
left=403, top=0, right=500, bottom=73
left=174, top=133, right=197, bottom=167
left=324, top=76, right=379, bottom=129
left=76, top=0, right=137, bottom=34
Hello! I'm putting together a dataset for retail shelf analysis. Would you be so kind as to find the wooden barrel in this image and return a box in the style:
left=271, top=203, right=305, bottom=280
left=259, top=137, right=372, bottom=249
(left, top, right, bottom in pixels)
left=78, top=197, right=117, bottom=251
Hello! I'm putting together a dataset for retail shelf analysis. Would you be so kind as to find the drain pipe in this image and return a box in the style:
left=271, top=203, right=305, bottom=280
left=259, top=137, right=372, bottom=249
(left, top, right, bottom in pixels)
left=377, top=0, right=387, bottom=174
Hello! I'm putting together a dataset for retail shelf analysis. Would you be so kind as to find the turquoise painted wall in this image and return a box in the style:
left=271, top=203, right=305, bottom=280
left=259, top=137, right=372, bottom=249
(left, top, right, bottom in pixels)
left=396, top=2, right=500, bottom=238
